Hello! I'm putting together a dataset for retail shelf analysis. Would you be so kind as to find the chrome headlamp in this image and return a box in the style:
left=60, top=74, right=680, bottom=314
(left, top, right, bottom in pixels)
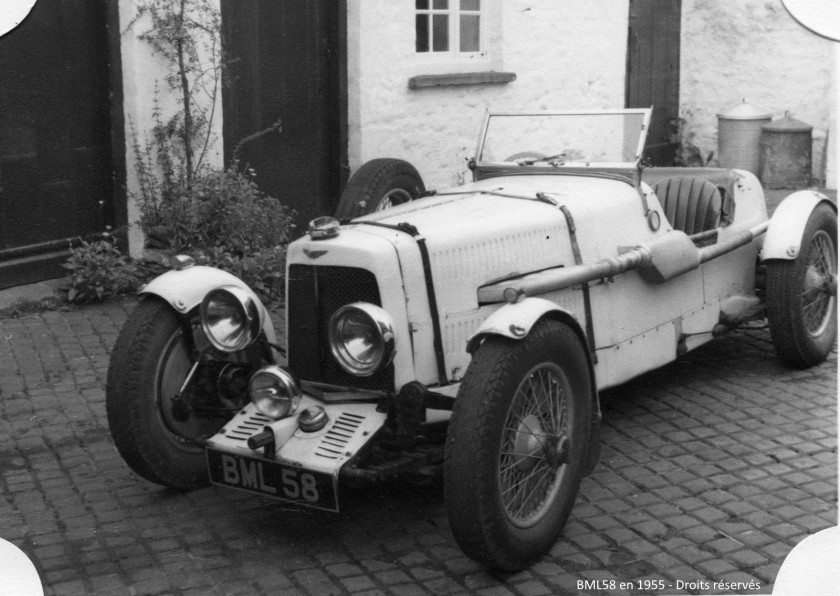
left=200, top=286, right=262, bottom=352
left=249, top=366, right=301, bottom=420
left=328, top=303, right=396, bottom=377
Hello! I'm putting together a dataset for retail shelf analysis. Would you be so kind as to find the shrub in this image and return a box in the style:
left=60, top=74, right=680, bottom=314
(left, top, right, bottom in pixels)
left=122, top=0, right=294, bottom=307
left=147, top=165, right=295, bottom=256
left=191, top=245, right=288, bottom=304
left=134, top=162, right=296, bottom=306
left=62, top=237, right=140, bottom=304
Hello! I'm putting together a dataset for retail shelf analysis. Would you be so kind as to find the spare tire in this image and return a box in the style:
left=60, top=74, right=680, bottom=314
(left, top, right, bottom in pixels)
left=336, top=158, right=425, bottom=219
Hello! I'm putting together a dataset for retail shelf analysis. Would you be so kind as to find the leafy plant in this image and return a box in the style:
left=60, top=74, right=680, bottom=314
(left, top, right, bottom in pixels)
left=123, top=0, right=294, bottom=306
left=60, top=1, right=293, bottom=309
left=149, top=165, right=295, bottom=255
left=191, top=245, right=288, bottom=304
left=130, top=0, right=224, bottom=183
left=62, top=237, right=140, bottom=304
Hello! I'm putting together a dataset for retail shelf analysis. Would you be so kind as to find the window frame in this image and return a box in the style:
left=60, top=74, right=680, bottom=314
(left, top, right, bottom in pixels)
left=415, top=0, right=487, bottom=61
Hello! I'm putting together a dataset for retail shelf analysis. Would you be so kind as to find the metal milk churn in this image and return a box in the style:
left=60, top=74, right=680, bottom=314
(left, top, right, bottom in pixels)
left=717, top=100, right=771, bottom=175
left=759, top=112, right=813, bottom=189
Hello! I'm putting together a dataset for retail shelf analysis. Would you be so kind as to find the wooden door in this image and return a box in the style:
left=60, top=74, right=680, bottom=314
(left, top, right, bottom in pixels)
left=626, top=0, right=681, bottom=166
left=0, top=0, right=117, bottom=288
left=221, top=0, right=345, bottom=229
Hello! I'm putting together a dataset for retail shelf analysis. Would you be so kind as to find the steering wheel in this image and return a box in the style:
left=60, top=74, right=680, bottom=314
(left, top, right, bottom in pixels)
left=504, top=151, right=547, bottom=162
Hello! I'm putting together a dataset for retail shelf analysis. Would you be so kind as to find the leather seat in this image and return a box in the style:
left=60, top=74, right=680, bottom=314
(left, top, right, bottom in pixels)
left=652, top=176, right=722, bottom=236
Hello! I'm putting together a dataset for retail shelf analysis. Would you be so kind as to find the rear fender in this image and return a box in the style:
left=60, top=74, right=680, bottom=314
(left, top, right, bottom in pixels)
left=762, top=191, right=837, bottom=261
left=140, top=265, right=277, bottom=344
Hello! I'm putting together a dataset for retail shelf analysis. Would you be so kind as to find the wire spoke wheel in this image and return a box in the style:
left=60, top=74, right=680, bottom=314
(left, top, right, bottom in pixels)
left=335, top=158, right=425, bottom=218
left=444, top=320, right=593, bottom=571
left=374, top=187, right=414, bottom=211
left=499, top=364, right=570, bottom=528
left=767, top=203, right=838, bottom=368
left=800, top=230, right=836, bottom=337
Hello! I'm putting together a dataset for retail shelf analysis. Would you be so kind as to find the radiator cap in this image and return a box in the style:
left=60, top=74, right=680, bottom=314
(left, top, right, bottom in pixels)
left=308, top=216, right=340, bottom=240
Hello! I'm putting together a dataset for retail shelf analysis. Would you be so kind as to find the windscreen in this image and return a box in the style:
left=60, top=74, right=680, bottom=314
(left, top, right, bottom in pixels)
left=478, top=111, right=648, bottom=166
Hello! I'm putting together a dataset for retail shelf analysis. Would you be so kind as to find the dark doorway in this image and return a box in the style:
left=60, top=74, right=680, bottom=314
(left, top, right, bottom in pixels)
left=626, top=0, right=681, bottom=166
left=0, top=0, right=119, bottom=288
left=221, top=0, right=345, bottom=229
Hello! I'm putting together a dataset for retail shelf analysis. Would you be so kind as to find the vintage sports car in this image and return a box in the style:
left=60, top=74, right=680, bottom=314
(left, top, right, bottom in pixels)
left=106, top=109, right=836, bottom=571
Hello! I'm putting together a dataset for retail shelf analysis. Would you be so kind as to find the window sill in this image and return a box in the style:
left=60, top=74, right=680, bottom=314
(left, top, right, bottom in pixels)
left=408, top=71, right=516, bottom=89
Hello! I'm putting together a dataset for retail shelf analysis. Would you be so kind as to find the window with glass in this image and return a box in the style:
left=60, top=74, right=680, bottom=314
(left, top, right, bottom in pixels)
left=416, top=0, right=482, bottom=54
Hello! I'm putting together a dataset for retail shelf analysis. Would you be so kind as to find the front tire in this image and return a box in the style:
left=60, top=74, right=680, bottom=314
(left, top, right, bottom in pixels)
left=106, top=298, right=214, bottom=489
left=766, top=204, right=837, bottom=368
left=444, top=320, right=593, bottom=571
left=335, top=158, right=425, bottom=219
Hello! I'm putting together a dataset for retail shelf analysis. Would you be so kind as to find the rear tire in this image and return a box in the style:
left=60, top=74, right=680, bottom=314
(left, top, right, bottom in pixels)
left=335, top=158, right=425, bottom=219
left=106, top=298, right=213, bottom=489
left=444, top=320, right=592, bottom=571
left=766, top=204, right=837, bottom=368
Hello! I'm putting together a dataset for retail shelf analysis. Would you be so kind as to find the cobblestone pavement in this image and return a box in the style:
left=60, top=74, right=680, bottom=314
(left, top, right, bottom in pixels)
left=0, top=297, right=836, bottom=596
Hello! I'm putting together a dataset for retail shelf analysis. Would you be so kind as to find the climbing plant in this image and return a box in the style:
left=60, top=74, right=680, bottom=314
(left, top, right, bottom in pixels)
left=132, top=0, right=223, bottom=183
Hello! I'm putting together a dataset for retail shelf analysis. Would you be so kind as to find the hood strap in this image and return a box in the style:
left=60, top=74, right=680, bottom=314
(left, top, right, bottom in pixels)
left=356, top=220, right=448, bottom=385
left=558, top=205, right=597, bottom=363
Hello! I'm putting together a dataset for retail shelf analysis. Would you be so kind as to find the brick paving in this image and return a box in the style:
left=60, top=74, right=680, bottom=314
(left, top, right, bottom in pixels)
left=0, top=295, right=836, bottom=595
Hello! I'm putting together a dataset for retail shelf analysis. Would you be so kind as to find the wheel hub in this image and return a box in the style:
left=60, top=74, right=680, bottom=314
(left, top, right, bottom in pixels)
left=511, top=415, right=569, bottom=472
left=804, top=267, right=836, bottom=297
left=549, top=434, right=570, bottom=468
left=512, top=415, right=546, bottom=471
left=170, top=393, right=191, bottom=422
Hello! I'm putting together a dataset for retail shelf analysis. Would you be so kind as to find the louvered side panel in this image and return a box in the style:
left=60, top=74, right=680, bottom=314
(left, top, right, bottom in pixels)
left=314, top=412, right=366, bottom=460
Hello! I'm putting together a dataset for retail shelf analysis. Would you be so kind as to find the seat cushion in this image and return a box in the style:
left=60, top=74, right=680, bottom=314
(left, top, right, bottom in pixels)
left=652, top=176, right=722, bottom=236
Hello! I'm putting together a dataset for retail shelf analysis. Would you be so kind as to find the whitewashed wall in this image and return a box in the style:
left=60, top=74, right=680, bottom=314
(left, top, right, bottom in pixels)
left=347, top=0, right=629, bottom=190
left=118, top=0, right=224, bottom=257
left=680, top=0, right=835, bottom=186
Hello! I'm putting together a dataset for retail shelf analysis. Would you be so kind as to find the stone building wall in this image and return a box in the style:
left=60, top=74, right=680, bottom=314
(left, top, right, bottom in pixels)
left=347, top=0, right=630, bottom=190
left=680, top=0, right=834, bottom=185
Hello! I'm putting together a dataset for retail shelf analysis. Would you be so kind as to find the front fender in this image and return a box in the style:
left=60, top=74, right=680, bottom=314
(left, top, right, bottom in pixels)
left=762, top=191, right=837, bottom=261
left=140, top=265, right=277, bottom=344
left=465, top=295, right=601, bottom=475
left=466, top=297, right=580, bottom=354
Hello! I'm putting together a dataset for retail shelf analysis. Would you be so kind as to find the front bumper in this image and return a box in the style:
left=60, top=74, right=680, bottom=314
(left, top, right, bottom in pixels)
left=205, top=396, right=386, bottom=511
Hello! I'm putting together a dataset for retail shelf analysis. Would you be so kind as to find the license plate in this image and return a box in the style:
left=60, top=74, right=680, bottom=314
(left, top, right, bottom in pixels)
left=206, top=449, right=338, bottom=512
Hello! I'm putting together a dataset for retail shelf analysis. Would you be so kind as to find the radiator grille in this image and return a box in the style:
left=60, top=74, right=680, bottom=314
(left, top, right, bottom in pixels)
left=286, top=265, right=393, bottom=390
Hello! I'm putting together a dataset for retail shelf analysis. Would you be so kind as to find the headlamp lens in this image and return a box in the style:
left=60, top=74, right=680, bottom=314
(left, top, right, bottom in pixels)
left=200, top=286, right=260, bottom=352
left=249, top=366, right=301, bottom=420
left=329, top=303, right=395, bottom=376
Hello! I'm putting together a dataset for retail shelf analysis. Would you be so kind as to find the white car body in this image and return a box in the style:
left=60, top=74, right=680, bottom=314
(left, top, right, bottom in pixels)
left=117, top=109, right=835, bottom=568
left=195, top=109, right=833, bottom=510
